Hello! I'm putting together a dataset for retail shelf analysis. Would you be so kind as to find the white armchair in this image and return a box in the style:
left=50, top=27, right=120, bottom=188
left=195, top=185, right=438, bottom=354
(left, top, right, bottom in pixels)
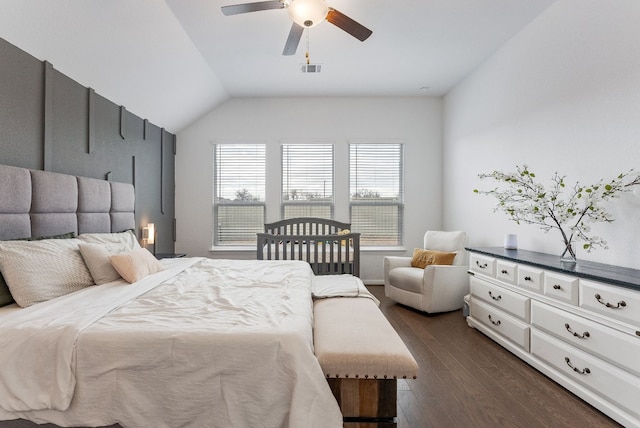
left=384, top=231, right=469, bottom=313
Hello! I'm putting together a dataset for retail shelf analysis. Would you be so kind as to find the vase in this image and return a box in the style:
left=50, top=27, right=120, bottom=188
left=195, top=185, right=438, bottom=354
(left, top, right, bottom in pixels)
left=560, top=242, right=577, bottom=264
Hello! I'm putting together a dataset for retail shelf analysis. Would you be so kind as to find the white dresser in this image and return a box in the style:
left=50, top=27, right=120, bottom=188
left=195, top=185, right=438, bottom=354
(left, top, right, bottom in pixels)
left=466, top=247, right=640, bottom=427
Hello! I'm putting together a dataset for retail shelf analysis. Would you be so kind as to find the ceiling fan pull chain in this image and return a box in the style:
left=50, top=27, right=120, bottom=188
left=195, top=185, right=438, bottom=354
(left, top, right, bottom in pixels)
left=306, top=28, right=311, bottom=64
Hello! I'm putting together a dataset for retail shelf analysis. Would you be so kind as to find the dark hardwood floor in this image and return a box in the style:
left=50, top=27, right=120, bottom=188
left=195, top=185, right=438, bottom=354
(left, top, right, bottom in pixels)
left=366, top=285, right=622, bottom=428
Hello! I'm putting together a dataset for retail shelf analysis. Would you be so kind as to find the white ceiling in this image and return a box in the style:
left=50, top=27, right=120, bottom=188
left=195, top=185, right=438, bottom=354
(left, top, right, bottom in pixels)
left=0, top=0, right=555, bottom=133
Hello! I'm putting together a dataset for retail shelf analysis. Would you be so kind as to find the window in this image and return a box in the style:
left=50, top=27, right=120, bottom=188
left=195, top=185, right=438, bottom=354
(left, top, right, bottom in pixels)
left=349, top=143, right=404, bottom=246
left=213, top=144, right=265, bottom=246
left=281, top=143, right=334, bottom=219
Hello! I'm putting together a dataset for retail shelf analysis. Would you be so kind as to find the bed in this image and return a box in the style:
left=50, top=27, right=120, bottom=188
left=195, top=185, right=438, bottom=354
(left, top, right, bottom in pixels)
left=256, top=218, right=360, bottom=277
left=0, top=164, right=346, bottom=428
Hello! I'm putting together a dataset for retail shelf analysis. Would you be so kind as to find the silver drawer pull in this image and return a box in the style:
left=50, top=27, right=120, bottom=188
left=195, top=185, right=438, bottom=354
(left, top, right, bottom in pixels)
left=524, top=276, right=532, bottom=282
left=564, top=357, right=591, bottom=375
left=594, top=294, right=626, bottom=309
left=488, top=291, right=502, bottom=301
left=488, top=314, right=501, bottom=326
left=553, top=284, right=562, bottom=290
left=564, top=323, right=590, bottom=339
left=475, top=260, right=488, bottom=269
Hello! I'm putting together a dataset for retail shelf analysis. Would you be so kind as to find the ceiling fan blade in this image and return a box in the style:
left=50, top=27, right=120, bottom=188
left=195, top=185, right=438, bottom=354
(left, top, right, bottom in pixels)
left=326, top=8, right=372, bottom=42
left=221, top=0, right=284, bottom=16
left=282, top=22, right=304, bottom=56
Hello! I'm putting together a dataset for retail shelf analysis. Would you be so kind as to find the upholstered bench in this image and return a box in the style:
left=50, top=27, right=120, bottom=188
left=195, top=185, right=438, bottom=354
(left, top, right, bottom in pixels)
left=313, top=297, right=418, bottom=424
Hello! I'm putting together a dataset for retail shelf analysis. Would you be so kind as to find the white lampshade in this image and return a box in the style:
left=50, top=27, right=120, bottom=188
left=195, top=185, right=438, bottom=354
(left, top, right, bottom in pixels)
left=146, top=223, right=155, bottom=245
left=288, top=0, right=328, bottom=28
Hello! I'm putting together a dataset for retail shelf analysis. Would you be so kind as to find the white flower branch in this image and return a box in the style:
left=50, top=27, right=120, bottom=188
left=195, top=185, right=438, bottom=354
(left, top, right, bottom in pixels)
left=474, top=165, right=640, bottom=258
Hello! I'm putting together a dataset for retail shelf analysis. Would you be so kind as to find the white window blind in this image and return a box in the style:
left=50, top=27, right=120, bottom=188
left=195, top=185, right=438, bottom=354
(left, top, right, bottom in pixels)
left=213, top=144, right=265, bottom=246
left=349, top=143, right=404, bottom=246
left=282, top=143, right=334, bottom=219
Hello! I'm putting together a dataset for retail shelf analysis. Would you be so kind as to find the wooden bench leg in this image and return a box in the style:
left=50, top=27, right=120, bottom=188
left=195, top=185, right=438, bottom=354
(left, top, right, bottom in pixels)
left=327, top=378, right=397, bottom=422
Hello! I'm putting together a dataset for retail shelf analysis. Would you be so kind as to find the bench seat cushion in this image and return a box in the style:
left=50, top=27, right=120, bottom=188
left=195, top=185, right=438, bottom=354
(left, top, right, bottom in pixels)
left=313, top=297, right=418, bottom=380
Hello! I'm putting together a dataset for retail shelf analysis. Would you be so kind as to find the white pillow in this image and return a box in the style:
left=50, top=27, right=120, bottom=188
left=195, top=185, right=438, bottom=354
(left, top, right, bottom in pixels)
left=78, top=230, right=141, bottom=250
left=0, top=238, right=94, bottom=307
left=78, top=242, right=130, bottom=285
left=109, top=248, right=165, bottom=283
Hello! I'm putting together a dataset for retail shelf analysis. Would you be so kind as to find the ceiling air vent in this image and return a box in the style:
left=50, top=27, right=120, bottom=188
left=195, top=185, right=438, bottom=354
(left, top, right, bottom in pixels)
left=301, top=64, right=322, bottom=73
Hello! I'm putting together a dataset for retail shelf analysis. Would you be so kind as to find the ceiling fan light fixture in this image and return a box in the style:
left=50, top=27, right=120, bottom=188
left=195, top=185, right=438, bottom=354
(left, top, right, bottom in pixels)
left=288, top=0, right=328, bottom=28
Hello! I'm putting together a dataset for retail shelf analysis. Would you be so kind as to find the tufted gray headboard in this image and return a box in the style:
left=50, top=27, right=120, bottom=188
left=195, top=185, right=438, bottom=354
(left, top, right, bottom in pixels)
left=0, top=164, right=135, bottom=241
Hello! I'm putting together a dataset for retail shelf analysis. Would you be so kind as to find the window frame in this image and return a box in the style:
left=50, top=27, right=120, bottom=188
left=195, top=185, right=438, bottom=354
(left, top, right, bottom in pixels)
left=280, top=141, right=335, bottom=220
left=348, top=141, right=404, bottom=247
left=212, top=142, right=266, bottom=248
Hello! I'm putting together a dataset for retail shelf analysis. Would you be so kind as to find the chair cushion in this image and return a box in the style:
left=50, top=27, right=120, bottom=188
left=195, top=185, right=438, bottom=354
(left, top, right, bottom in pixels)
left=410, top=249, right=457, bottom=269
left=388, top=267, right=424, bottom=294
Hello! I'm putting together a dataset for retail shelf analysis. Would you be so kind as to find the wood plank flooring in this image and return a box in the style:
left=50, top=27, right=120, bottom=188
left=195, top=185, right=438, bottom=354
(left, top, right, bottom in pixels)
left=366, top=285, right=622, bottom=428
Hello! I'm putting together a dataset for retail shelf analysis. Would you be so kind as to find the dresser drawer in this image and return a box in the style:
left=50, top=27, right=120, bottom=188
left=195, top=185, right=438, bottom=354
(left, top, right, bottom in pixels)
left=580, top=280, right=640, bottom=328
left=469, top=253, right=496, bottom=277
left=531, top=329, right=640, bottom=419
left=496, top=260, right=517, bottom=285
left=517, top=265, right=544, bottom=293
left=531, top=301, right=640, bottom=377
left=544, top=271, right=579, bottom=305
left=470, top=277, right=530, bottom=322
left=471, top=299, right=530, bottom=352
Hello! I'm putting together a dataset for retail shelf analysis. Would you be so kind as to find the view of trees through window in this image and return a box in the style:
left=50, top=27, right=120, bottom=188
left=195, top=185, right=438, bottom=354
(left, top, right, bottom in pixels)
left=213, top=142, right=403, bottom=247
left=282, top=143, right=334, bottom=219
left=213, top=144, right=265, bottom=245
left=350, top=143, right=404, bottom=246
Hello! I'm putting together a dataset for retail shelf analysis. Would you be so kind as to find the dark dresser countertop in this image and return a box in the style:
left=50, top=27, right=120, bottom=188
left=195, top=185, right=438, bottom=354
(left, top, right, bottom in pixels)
left=466, top=247, right=640, bottom=292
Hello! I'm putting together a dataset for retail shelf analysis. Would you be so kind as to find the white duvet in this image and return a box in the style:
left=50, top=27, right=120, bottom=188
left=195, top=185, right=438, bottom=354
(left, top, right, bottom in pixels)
left=0, top=258, right=343, bottom=428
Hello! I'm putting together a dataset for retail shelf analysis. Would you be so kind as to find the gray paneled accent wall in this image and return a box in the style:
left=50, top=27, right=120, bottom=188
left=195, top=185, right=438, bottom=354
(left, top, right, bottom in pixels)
left=0, top=37, right=176, bottom=254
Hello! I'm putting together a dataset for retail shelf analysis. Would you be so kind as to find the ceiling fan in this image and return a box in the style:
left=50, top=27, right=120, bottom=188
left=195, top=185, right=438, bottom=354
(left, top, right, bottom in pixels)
left=221, top=0, right=373, bottom=56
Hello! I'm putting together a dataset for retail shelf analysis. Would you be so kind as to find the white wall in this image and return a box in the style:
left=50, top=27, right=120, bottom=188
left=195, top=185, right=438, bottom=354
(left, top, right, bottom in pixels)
left=175, top=96, right=443, bottom=282
left=443, top=0, right=640, bottom=269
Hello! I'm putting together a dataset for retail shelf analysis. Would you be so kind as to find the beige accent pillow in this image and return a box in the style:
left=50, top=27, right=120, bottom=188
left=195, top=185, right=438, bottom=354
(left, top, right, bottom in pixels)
left=0, top=238, right=94, bottom=307
left=79, top=242, right=130, bottom=285
left=109, top=248, right=165, bottom=283
left=410, top=249, right=457, bottom=269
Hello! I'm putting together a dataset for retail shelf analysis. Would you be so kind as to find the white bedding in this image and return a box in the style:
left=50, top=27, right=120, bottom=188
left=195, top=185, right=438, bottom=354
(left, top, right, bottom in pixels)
left=0, top=258, right=343, bottom=428
left=312, top=274, right=380, bottom=305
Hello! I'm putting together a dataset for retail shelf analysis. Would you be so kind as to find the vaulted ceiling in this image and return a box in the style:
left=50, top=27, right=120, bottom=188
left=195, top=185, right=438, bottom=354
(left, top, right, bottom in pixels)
left=0, top=0, right=555, bottom=132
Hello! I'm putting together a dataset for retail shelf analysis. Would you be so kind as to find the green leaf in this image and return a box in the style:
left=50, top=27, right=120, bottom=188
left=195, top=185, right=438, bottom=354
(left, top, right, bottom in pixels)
left=583, top=243, right=590, bottom=249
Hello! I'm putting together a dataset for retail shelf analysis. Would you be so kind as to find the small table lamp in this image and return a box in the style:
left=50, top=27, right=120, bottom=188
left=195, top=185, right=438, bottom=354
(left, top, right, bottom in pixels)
left=143, top=223, right=156, bottom=254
